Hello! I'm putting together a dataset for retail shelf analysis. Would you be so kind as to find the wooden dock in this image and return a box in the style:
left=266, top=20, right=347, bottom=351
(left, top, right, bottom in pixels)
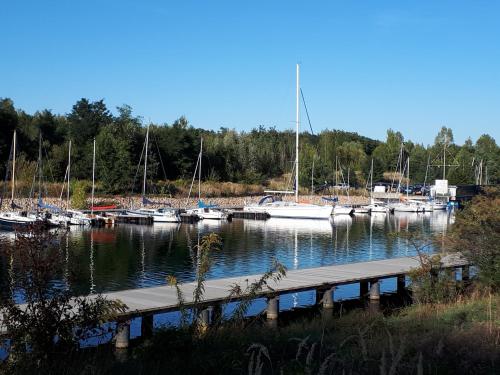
left=104, top=254, right=467, bottom=318
left=1, top=254, right=469, bottom=348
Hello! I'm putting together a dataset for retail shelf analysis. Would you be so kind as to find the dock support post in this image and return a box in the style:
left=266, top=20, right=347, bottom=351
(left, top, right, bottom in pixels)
left=141, top=315, right=154, bottom=339
left=322, top=287, right=335, bottom=309
left=197, top=308, right=210, bottom=333
left=266, top=296, right=279, bottom=320
left=397, top=275, right=406, bottom=294
left=462, top=265, right=470, bottom=281
left=450, top=268, right=457, bottom=282
left=369, top=279, right=380, bottom=301
left=368, top=279, right=381, bottom=313
left=360, top=281, right=369, bottom=298
left=115, top=320, right=130, bottom=349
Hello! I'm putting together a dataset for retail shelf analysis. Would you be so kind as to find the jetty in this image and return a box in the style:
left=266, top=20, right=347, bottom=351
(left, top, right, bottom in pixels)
left=102, top=254, right=468, bottom=348
left=0, top=254, right=469, bottom=348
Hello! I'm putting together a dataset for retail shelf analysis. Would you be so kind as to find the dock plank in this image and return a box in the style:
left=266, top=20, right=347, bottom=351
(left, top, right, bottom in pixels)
left=95, top=255, right=468, bottom=317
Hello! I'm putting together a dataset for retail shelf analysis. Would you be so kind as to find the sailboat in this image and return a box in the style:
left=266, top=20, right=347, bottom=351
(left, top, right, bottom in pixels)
left=0, top=131, right=36, bottom=229
left=392, top=158, right=423, bottom=213
left=128, top=124, right=181, bottom=223
left=53, top=140, right=93, bottom=225
left=186, top=138, right=229, bottom=220
left=243, top=64, right=334, bottom=220
left=363, top=159, right=389, bottom=213
left=330, top=158, right=354, bottom=215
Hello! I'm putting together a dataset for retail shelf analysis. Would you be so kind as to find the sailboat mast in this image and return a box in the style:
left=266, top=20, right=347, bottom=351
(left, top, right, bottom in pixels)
left=198, top=137, right=203, bottom=200
left=38, top=131, right=42, bottom=202
left=295, top=63, right=300, bottom=203
left=406, top=157, right=410, bottom=199
left=142, top=124, right=150, bottom=198
left=11, top=130, right=16, bottom=202
left=370, top=158, right=373, bottom=197
left=67, top=140, right=71, bottom=210
left=443, top=134, right=446, bottom=180
left=91, top=138, right=96, bottom=215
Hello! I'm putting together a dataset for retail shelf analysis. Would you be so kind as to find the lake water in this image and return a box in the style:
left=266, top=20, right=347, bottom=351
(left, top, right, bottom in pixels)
left=0, top=210, right=455, bottom=338
left=0, top=210, right=454, bottom=296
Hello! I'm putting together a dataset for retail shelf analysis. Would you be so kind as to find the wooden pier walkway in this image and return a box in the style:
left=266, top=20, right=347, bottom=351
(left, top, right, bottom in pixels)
left=103, top=254, right=468, bottom=319
left=1, top=254, right=469, bottom=348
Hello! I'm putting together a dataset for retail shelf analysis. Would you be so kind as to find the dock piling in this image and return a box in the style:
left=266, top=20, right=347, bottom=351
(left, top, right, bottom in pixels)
left=369, top=279, right=380, bottom=301
left=450, top=268, right=457, bottom=282
left=115, top=320, right=130, bottom=349
left=266, top=296, right=279, bottom=320
left=322, top=287, right=335, bottom=309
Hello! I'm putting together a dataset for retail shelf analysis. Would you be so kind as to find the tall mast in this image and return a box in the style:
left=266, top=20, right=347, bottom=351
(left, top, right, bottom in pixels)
left=38, top=131, right=42, bottom=202
left=311, top=156, right=314, bottom=195
left=11, top=130, right=16, bottom=202
left=443, top=134, right=446, bottom=179
left=370, top=158, right=373, bottom=198
left=142, top=124, right=150, bottom=199
left=406, top=157, right=410, bottom=199
left=67, top=140, right=71, bottom=210
left=198, top=137, right=203, bottom=200
left=91, top=138, right=96, bottom=215
left=295, top=63, right=300, bottom=203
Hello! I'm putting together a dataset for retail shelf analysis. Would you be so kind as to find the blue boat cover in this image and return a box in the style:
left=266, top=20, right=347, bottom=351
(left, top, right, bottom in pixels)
left=198, top=200, right=218, bottom=209
left=322, top=196, right=339, bottom=202
left=37, top=198, right=61, bottom=212
left=258, top=195, right=276, bottom=205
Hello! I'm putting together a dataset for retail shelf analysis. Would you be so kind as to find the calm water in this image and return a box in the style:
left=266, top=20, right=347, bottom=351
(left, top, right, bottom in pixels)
left=0, top=210, right=454, bottom=299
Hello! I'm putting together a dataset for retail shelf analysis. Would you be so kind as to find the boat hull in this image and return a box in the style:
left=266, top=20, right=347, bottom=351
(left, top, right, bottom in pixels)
left=333, top=206, right=354, bottom=215
left=244, top=203, right=333, bottom=219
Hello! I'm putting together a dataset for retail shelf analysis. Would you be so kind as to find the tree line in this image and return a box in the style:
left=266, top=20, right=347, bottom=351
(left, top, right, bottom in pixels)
left=0, top=97, right=498, bottom=195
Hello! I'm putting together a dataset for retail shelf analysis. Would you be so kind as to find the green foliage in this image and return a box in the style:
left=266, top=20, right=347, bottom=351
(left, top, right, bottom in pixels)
left=71, top=180, right=89, bottom=209
left=167, top=233, right=287, bottom=332
left=1, top=98, right=499, bottom=195
left=0, top=224, right=127, bottom=371
left=448, top=187, right=500, bottom=290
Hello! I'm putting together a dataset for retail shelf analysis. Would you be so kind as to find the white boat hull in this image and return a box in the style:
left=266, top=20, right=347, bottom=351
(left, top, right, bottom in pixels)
left=353, top=206, right=370, bottom=214
left=187, top=208, right=228, bottom=220
left=333, top=205, right=354, bottom=215
left=392, top=203, right=422, bottom=212
left=127, top=209, right=181, bottom=223
left=244, top=202, right=333, bottom=219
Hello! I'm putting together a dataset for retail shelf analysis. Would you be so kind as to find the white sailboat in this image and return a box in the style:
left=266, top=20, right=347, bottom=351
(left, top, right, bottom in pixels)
left=392, top=158, right=423, bottom=213
left=243, top=64, right=334, bottom=220
left=362, top=159, right=389, bottom=214
left=128, top=124, right=181, bottom=223
left=0, top=131, right=35, bottom=229
left=186, top=138, right=229, bottom=220
left=330, top=157, right=354, bottom=215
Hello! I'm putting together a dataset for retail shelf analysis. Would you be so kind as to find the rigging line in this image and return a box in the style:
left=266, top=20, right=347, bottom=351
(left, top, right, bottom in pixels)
left=153, top=136, right=168, bottom=181
left=0, top=136, right=14, bottom=209
left=42, top=141, right=57, bottom=184
left=130, top=136, right=146, bottom=196
left=300, top=88, right=314, bottom=135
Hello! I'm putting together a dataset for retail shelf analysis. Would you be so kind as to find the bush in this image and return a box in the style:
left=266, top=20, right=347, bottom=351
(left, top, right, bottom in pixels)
left=448, top=187, right=500, bottom=291
left=0, top=224, right=126, bottom=371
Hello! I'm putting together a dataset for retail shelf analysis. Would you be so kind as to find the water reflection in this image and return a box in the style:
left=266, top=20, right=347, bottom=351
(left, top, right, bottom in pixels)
left=0, top=211, right=456, bottom=297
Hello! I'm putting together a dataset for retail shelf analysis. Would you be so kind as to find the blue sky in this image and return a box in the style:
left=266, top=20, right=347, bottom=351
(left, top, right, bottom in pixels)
left=1, top=1, right=499, bottom=145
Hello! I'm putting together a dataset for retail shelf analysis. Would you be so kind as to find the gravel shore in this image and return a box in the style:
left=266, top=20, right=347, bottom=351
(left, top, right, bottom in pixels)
left=7, top=195, right=370, bottom=210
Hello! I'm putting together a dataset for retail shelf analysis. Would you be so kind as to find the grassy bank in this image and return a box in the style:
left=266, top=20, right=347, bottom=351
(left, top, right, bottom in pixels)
left=6, top=292, right=499, bottom=375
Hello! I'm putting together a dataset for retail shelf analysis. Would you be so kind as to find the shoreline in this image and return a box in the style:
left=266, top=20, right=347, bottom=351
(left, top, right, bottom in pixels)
left=4, top=195, right=371, bottom=211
